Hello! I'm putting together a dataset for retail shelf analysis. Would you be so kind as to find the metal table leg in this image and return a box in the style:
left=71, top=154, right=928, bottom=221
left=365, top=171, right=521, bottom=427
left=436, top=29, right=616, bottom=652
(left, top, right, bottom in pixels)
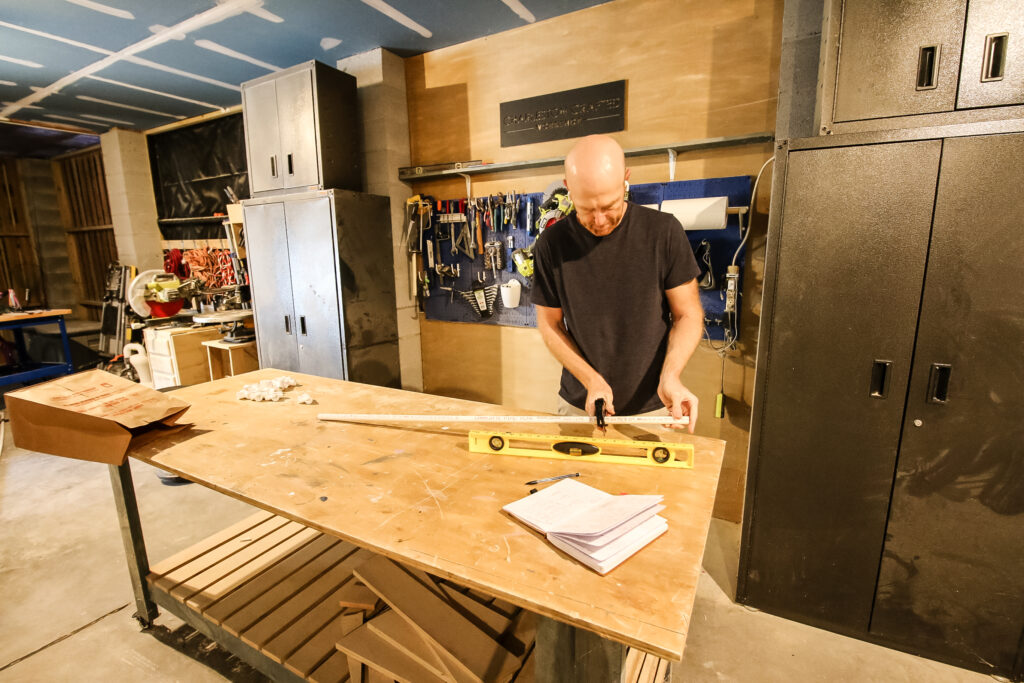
left=108, top=460, right=159, bottom=627
left=535, top=615, right=627, bottom=682
left=57, top=316, right=74, bottom=374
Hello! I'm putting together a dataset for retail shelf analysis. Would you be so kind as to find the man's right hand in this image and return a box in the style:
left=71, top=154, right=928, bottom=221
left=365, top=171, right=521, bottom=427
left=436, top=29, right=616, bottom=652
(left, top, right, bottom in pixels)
left=584, top=375, right=615, bottom=418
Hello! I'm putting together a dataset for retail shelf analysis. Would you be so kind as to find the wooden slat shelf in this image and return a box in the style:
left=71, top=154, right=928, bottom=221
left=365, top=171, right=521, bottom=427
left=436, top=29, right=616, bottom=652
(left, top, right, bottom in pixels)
left=147, top=512, right=540, bottom=683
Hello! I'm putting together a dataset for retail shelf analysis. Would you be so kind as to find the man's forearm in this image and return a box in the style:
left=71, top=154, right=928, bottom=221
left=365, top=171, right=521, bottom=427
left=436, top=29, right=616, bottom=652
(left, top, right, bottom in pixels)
left=660, top=312, right=703, bottom=380
left=538, top=321, right=601, bottom=389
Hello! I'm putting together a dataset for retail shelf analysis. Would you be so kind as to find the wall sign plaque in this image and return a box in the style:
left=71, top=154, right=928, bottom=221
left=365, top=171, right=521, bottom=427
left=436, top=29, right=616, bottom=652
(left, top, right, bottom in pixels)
left=499, top=80, right=626, bottom=147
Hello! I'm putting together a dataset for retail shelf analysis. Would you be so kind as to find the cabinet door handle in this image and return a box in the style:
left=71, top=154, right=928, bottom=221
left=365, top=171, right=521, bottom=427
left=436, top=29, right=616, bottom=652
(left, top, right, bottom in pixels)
left=869, top=360, right=893, bottom=399
left=299, top=316, right=307, bottom=336
left=927, top=363, right=952, bottom=404
left=916, top=44, right=940, bottom=90
left=982, top=33, right=1008, bottom=82
left=270, top=155, right=278, bottom=178
left=284, top=315, right=291, bottom=334
left=287, top=153, right=294, bottom=175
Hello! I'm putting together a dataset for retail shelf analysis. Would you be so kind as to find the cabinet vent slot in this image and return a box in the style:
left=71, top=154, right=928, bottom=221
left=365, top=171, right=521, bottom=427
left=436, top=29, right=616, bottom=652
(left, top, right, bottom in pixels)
left=916, top=45, right=940, bottom=90
left=982, top=33, right=1008, bottom=82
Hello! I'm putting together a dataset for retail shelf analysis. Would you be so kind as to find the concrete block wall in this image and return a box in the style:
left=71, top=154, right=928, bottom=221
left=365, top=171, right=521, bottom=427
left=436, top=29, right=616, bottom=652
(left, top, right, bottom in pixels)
left=338, top=48, right=422, bottom=391
left=100, top=128, right=163, bottom=272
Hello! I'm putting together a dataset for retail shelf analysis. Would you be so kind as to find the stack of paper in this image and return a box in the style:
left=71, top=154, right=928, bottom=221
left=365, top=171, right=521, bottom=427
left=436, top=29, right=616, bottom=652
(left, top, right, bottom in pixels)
left=502, top=479, right=667, bottom=574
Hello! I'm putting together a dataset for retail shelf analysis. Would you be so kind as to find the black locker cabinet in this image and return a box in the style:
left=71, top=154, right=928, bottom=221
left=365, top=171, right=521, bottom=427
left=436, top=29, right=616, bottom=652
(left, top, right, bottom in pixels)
left=833, top=0, right=967, bottom=122
left=739, top=131, right=1024, bottom=680
left=822, top=0, right=1023, bottom=134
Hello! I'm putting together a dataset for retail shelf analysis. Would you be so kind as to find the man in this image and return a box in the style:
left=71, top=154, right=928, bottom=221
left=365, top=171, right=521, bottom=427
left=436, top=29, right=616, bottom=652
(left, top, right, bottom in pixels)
left=531, top=135, right=704, bottom=432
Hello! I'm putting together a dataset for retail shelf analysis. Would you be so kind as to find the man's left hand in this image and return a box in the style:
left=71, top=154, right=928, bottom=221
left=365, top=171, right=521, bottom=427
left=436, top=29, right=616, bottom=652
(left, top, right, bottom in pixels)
left=658, top=375, right=698, bottom=433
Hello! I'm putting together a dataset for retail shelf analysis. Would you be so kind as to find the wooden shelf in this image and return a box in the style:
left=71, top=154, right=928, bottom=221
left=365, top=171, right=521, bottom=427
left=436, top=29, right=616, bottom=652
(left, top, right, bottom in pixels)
left=147, top=511, right=538, bottom=683
left=398, top=131, right=774, bottom=181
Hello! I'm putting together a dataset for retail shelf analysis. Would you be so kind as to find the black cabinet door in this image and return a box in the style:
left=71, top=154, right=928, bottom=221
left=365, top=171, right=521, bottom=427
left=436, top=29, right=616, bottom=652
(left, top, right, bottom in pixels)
left=871, top=133, right=1024, bottom=676
left=740, top=141, right=941, bottom=632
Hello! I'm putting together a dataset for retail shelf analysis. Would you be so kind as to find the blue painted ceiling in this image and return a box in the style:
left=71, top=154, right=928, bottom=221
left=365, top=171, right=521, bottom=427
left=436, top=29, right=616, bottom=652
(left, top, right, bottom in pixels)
left=0, top=0, right=610, bottom=145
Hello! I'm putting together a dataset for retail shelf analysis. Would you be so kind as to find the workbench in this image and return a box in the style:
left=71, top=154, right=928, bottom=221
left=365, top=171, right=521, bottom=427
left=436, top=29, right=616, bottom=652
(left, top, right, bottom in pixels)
left=0, top=309, right=74, bottom=387
left=109, top=369, right=724, bottom=682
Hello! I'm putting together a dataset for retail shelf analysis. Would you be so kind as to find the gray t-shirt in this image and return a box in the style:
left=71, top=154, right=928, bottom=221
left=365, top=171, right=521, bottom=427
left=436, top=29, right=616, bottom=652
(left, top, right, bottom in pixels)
left=531, top=203, right=701, bottom=414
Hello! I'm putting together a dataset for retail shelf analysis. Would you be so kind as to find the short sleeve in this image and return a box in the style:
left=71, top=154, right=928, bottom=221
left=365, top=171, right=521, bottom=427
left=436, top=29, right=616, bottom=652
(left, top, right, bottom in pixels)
left=663, top=216, right=701, bottom=290
left=530, top=232, right=561, bottom=308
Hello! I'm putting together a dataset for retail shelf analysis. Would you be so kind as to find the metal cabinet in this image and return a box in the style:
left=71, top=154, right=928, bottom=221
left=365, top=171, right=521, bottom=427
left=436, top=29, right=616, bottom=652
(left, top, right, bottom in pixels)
left=242, top=61, right=361, bottom=196
left=833, top=0, right=966, bottom=122
left=820, top=0, right=1024, bottom=133
left=957, top=0, right=1024, bottom=108
left=242, top=189, right=400, bottom=387
left=739, top=131, right=1024, bottom=680
left=870, top=132, right=1024, bottom=674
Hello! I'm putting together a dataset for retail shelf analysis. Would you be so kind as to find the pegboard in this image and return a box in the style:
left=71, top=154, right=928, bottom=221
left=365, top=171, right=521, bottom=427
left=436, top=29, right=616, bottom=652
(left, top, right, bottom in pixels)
left=630, top=176, right=752, bottom=340
left=420, top=193, right=542, bottom=327
left=419, top=175, right=752, bottom=342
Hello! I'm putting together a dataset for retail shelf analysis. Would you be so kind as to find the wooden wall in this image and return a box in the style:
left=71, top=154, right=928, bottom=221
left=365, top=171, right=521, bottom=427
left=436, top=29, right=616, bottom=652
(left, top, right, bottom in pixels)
left=52, top=147, right=117, bottom=319
left=0, top=158, right=45, bottom=308
left=406, top=0, right=783, bottom=522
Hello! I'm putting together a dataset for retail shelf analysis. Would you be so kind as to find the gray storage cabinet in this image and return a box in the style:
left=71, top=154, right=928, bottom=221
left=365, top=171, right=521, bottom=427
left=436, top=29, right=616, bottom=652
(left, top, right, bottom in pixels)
left=739, top=129, right=1024, bottom=680
left=242, top=61, right=361, bottom=196
left=242, top=189, right=400, bottom=388
left=822, top=0, right=1023, bottom=132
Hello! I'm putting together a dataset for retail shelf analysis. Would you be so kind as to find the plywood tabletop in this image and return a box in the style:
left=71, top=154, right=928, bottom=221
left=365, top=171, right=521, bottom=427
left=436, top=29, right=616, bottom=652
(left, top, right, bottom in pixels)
left=129, top=369, right=725, bottom=661
left=0, top=309, right=73, bottom=323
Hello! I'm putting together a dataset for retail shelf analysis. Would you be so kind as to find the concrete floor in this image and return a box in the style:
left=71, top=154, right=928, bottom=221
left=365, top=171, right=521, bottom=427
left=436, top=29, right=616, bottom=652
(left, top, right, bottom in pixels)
left=0, top=429, right=990, bottom=682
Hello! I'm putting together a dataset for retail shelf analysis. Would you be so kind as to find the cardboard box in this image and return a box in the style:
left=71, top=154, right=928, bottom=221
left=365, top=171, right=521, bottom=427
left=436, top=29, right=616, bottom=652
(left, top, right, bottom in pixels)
left=7, top=370, right=190, bottom=465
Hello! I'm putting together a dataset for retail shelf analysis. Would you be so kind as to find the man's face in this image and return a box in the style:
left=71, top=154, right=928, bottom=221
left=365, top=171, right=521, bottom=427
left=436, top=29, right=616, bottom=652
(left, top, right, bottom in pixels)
left=570, top=181, right=627, bottom=237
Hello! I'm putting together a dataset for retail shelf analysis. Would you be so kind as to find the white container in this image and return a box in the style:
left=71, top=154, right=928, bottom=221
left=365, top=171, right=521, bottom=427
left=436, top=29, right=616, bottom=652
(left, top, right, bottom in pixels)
left=123, top=343, right=153, bottom=387
left=500, top=279, right=522, bottom=308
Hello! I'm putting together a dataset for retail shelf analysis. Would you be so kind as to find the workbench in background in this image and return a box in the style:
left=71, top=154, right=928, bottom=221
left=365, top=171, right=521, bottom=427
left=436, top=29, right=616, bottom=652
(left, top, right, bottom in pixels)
left=104, top=369, right=723, bottom=681
left=0, top=309, right=74, bottom=388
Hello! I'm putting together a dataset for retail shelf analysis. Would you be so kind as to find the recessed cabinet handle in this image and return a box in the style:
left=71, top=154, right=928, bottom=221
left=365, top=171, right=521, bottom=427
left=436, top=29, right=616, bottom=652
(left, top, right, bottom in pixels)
left=299, top=316, right=307, bottom=336
left=270, top=155, right=278, bottom=178
left=927, top=363, right=952, bottom=404
left=869, top=360, right=893, bottom=399
left=982, top=33, right=1008, bottom=82
left=287, top=153, right=294, bottom=175
left=916, top=45, right=940, bottom=90
left=284, top=315, right=291, bottom=334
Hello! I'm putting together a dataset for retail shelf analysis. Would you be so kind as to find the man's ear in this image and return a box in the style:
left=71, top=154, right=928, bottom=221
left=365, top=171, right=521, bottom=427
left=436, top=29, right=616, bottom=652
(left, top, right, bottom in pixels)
left=624, top=168, right=632, bottom=182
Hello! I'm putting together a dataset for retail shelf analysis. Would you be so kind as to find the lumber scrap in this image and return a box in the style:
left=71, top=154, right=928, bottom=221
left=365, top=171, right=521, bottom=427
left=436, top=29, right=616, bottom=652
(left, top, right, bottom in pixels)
left=354, top=555, right=520, bottom=683
left=337, top=581, right=380, bottom=611
left=366, top=609, right=450, bottom=679
left=337, top=622, right=447, bottom=683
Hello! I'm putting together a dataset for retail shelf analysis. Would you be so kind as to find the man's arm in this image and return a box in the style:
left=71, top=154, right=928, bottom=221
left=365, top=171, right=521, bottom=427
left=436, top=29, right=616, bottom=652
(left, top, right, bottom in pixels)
left=534, top=304, right=616, bottom=416
left=658, top=279, right=704, bottom=432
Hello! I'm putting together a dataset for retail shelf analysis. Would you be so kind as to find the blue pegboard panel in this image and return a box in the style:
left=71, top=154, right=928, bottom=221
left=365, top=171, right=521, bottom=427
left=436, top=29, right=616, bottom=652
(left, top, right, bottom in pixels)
left=657, top=176, right=752, bottom=341
left=422, top=193, right=542, bottom=327
left=420, top=175, right=752, bottom=341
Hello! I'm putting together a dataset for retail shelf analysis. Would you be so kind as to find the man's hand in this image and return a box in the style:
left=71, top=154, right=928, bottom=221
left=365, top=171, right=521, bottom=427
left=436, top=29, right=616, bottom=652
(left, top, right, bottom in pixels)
left=658, top=374, right=698, bottom=433
left=585, top=375, right=615, bottom=418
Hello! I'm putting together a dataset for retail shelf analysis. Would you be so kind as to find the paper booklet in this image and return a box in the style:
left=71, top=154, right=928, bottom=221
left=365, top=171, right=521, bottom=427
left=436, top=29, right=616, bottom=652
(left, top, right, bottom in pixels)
left=502, top=478, right=667, bottom=575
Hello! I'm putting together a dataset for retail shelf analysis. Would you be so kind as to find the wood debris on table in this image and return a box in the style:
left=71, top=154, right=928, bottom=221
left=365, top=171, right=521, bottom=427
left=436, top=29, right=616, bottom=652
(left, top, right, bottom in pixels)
left=236, top=376, right=299, bottom=401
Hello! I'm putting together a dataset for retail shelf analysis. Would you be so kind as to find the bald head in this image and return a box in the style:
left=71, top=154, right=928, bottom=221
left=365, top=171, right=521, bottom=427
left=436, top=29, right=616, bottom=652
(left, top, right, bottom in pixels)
left=565, top=135, right=626, bottom=191
left=564, top=135, right=630, bottom=236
